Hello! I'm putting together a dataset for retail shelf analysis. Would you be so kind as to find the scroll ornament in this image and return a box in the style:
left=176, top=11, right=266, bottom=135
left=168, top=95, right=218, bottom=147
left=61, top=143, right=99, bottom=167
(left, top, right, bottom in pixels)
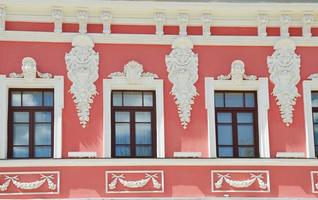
left=108, top=60, right=158, bottom=83
left=108, top=173, right=161, bottom=190
left=165, top=37, right=199, bottom=129
left=0, top=175, right=56, bottom=191
left=65, top=34, right=99, bottom=128
left=217, top=60, right=257, bottom=81
left=267, top=38, right=301, bottom=126
left=214, top=173, right=267, bottom=190
left=8, top=57, right=52, bottom=79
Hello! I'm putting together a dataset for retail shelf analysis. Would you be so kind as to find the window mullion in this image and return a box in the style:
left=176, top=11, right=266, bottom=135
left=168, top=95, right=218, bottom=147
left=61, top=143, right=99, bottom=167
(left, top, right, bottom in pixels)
left=30, top=111, right=34, bottom=158
left=131, top=111, right=136, bottom=158
left=232, top=111, right=239, bottom=158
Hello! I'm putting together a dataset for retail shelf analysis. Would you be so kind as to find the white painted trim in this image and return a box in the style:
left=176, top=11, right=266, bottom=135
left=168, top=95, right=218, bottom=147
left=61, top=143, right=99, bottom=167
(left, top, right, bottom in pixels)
left=310, top=171, right=318, bottom=193
left=0, top=75, right=64, bottom=159
left=4, top=31, right=318, bottom=46
left=303, top=80, right=318, bottom=158
left=205, top=77, right=270, bottom=158
left=1, top=158, right=318, bottom=167
left=68, top=152, right=97, bottom=158
left=103, top=78, right=165, bottom=158
left=276, top=152, right=305, bottom=158
left=173, top=152, right=202, bottom=158
left=14, top=198, right=318, bottom=200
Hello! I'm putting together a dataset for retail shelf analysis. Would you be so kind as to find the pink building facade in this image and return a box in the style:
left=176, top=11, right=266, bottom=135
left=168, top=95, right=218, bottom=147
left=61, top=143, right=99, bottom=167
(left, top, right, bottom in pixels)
left=0, top=0, right=318, bottom=199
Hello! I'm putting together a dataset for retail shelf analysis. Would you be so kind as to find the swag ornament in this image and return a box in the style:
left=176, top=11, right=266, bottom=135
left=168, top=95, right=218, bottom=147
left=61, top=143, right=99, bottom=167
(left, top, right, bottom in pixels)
left=267, top=38, right=300, bottom=126
left=65, top=34, right=99, bottom=128
left=165, top=37, right=199, bottom=129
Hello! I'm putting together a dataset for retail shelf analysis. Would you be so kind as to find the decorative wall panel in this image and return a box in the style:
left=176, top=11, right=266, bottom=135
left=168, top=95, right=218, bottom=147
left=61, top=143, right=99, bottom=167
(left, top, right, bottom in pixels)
left=105, top=170, right=164, bottom=193
left=165, top=37, right=199, bottom=129
left=0, top=171, right=59, bottom=195
left=211, top=170, right=270, bottom=192
left=311, top=171, right=318, bottom=193
left=267, top=38, right=300, bottom=126
left=65, top=34, right=99, bottom=128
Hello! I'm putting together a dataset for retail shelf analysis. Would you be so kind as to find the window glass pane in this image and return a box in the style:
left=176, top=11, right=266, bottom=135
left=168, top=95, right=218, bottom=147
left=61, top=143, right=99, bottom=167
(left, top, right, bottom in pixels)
left=112, top=91, right=122, bottom=106
left=313, top=112, right=318, bottom=123
left=136, top=145, right=152, bottom=157
left=115, top=112, right=130, bottom=122
left=217, top=112, right=232, bottom=123
left=115, top=123, right=130, bottom=144
left=143, top=92, right=153, bottom=106
left=13, top=147, right=29, bottom=158
left=315, top=147, right=318, bottom=158
left=35, top=112, right=51, bottom=122
left=239, top=147, right=255, bottom=157
left=237, top=112, right=253, bottom=123
left=217, top=125, right=233, bottom=145
left=35, top=124, right=52, bottom=145
left=218, top=147, right=233, bottom=157
left=245, top=93, right=255, bottom=107
left=123, top=91, right=142, bottom=106
left=135, top=112, right=151, bottom=122
left=135, top=123, right=152, bottom=144
left=13, top=124, right=29, bottom=145
left=22, top=91, right=42, bottom=106
left=225, top=92, right=244, bottom=107
left=237, top=125, right=254, bottom=145
left=314, top=124, right=318, bottom=144
left=115, top=145, right=130, bottom=157
left=44, top=92, right=53, bottom=106
left=214, top=92, right=224, bottom=107
left=34, top=146, right=51, bottom=158
left=13, top=112, right=29, bottom=123
left=11, top=92, right=21, bottom=106
left=312, top=92, right=318, bottom=107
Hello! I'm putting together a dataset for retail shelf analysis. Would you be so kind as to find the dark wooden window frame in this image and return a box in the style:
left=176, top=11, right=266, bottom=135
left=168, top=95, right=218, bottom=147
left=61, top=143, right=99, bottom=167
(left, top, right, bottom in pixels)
left=215, top=91, right=259, bottom=158
left=111, top=90, right=157, bottom=158
left=7, top=88, right=54, bottom=159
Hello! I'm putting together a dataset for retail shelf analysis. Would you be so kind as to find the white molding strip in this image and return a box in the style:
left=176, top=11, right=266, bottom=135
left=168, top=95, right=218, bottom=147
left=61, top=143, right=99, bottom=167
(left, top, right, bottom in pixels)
left=3, top=31, right=318, bottom=46
left=1, top=158, right=318, bottom=167
left=16, top=198, right=318, bottom=200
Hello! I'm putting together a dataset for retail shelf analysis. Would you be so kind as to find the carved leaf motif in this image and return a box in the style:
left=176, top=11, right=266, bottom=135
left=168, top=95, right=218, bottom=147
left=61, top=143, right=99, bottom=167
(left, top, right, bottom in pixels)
left=267, top=38, right=300, bottom=126
left=65, top=34, right=99, bottom=128
left=165, top=37, right=199, bottom=129
left=2, top=175, right=56, bottom=191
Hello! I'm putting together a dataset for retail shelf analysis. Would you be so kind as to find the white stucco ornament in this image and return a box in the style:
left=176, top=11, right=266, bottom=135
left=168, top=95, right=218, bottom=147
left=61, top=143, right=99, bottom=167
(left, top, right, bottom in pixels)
left=65, top=34, right=99, bottom=128
left=108, top=60, right=158, bottom=83
left=8, top=57, right=52, bottom=79
left=217, top=60, right=257, bottom=81
left=267, top=38, right=301, bottom=126
left=165, top=37, right=199, bottom=129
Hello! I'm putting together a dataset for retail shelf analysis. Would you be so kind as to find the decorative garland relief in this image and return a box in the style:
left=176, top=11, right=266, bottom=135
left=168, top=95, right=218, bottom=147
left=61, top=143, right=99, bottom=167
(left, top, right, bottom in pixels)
left=165, top=37, right=199, bottom=129
left=65, top=34, right=99, bottom=128
left=214, top=173, right=267, bottom=190
left=267, top=38, right=301, bottom=126
left=108, top=173, right=161, bottom=190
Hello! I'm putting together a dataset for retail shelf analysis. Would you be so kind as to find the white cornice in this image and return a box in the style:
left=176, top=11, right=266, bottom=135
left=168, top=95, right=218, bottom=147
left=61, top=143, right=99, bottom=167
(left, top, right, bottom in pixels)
left=1, top=158, right=318, bottom=167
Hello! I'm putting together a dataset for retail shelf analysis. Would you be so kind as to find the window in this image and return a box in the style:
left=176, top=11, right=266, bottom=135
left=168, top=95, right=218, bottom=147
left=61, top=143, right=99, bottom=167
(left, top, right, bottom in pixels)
left=111, top=91, right=156, bottom=158
left=312, top=92, right=318, bottom=157
left=215, top=91, right=258, bottom=158
left=8, top=89, right=54, bottom=158
left=205, top=77, right=269, bottom=158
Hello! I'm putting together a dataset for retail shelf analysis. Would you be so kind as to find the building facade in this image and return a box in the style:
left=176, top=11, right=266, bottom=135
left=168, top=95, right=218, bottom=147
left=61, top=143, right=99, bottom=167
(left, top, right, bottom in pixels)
left=0, top=0, right=318, bottom=199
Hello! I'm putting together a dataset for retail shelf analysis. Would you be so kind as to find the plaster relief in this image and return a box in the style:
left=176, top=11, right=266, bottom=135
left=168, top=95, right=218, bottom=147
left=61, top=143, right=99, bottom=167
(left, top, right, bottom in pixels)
left=211, top=170, right=270, bottom=192
left=106, top=170, right=164, bottom=193
left=65, top=34, right=99, bottom=128
left=311, top=171, right=318, bottom=193
left=165, top=37, right=199, bottom=129
left=8, top=57, right=52, bottom=79
left=217, top=60, right=257, bottom=82
left=267, top=38, right=300, bottom=126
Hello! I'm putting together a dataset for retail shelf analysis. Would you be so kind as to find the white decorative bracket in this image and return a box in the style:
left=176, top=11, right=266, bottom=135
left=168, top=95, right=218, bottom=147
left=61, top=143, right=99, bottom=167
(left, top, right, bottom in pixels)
left=0, top=5, right=6, bottom=32
left=280, top=14, right=291, bottom=38
left=165, top=37, right=198, bottom=129
left=178, top=13, right=189, bottom=36
left=52, top=7, right=63, bottom=33
left=101, top=10, right=112, bottom=35
left=303, top=13, right=314, bottom=39
left=154, top=12, right=166, bottom=36
left=108, top=60, right=158, bottom=83
left=65, top=34, right=99, bottom=128
left=77, top=9, right=88, bottom=34
left=267, top=38, right=300, bottom=126
left=8, top=57, right=52, bottom=80
left=217, top=60, right=257, bottom=82
left=201, top=13, right=212, bottom=37
left=257, top=13, right=268, bottom=38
